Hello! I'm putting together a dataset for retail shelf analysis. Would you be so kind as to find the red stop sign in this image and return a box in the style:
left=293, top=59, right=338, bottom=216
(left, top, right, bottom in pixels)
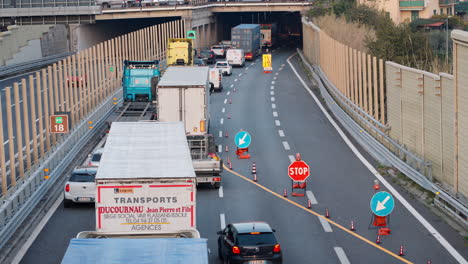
left=288, top=161, right=310, bottom=182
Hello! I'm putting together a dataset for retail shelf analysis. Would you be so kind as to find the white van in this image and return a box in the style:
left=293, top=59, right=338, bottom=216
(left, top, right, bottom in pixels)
left=209, top=68, right=223, bottom=92
left=226, top=49, right=245, bottom=67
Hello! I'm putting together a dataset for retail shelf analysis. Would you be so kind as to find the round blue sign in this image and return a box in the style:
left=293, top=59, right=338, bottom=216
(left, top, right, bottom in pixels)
left=370, top=191, right=395, bottom=217
left=234, top=131, right=251, bottom=149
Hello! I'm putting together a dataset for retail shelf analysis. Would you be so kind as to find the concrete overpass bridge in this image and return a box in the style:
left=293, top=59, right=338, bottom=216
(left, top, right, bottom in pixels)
left=0, top=0, right=311, bottom=25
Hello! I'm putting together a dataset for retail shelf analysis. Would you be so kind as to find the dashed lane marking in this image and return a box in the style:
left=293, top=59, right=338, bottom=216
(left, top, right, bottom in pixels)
left=230, top=84, right=234, bottom=88
left=273, top=76, right=277, bottom=80
left=271, top=81, right=275, bottom=85
left=270, top=86, right=274, bottom=90
left=273, top=111, right=278, bottom=117
left=288, top=155, right=295, bottom=163
left=272, top=103, right=276, bottom=109
left=306, top=190, right=318, bottom=204
left=227, top=91, right=230, bottom=96
left=275, top=72, right=279, bottom=76
left=223, top=165, right=413, bottom=264
left=334, top=247, right=351, bottom=264
left=219, top=186, right=224, bottom=198
left=271, top=91, right=275, bottom=95
left=318, top=216, right=333, bottom=232
left=222, top=107, right=225, bottom=113
left=282, top=141, right=290, bottom=150
left=220, top=118, right=224, bottom=125
left=220, top=213, right=226, bottom=230
left=278, top=130, right=285, bottom=137
left=275, top=120, right=280, bottom=126
left=224, top=99, right=227, bottom=104
left=234, top=78, right=238, bottom=82
left=271, top=97, right=275, bottom=102
left=218, top=145, right=222, bottom=153
left=219, top=131, right=223, bottom=138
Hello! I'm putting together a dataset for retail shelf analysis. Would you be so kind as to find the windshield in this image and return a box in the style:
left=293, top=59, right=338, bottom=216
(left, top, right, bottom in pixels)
left=217, top=63, right=227, bottom=67
left=69, top=173, right=96, bottom=182
left=91, top=153, right=102, bottom=162
left=237, top=233, right=277, bottom=246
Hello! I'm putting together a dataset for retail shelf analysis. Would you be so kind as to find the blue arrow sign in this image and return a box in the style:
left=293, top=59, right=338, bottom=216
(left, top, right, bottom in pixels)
left=370, top=191, right=395, bottom=217
left=234, top=131, right=251, bottom=149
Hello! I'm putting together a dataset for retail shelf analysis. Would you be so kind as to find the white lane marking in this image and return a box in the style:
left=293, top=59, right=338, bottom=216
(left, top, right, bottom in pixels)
left=306, top=190, right=318, bottom=204
left=3, top=140, right=9, bottom=145
left=271, top=91, right=275, bottom=95
left=219, top=131, right=223, bottom=138
left=334, top=247, right=351, bottom=264
left=234, top=78, right=238, bottom=82
left=252, top=63, right=256, bottom=66
left=11, top=195, right=63, bottom=264
left=278, top=130, right=285, bottom=137
left=281, top=63, right=285, bottom=67
left=287, top=54, right=467, bottom=263
left=220, top=118, right=224, bottom=125
left=270, top=86, right=274, bottom=90
left=227, top=91, right=231, bottom=96
left=271, top=97, right=275, bottom=102
left=238, top=73, right=242, bottom=77
left=282, top=141, right=290, bottom=150
left=273, top=111, right=278, bottom=117
left=271, top=81, right=275, bottom=85
left=275, top=120, right=280, bottom=126
left=272, top=103, right=276, bottom=109
left=222, top=107, right=225, bottom=113
left=274, top=76, right=277, bottom=80
left=224, top=99, right=227, bottom=104
left=318, top=216, right=333, bottom=232
left=288, top=155, right=295, bottom=163
left=230, top=84, right=234, bottom=88
left=279, top=68, right=283, bottom=71
left=36, top=118, right=39, bottom=122
left=219, top=186, right=224, bottom=198
left=220, top=213, right=226, bottom=229
left=218, top=145, right=222, bottom=153
left=275, top=72, right=279, bottom=76
left=246, top=67, right=249, bottom=70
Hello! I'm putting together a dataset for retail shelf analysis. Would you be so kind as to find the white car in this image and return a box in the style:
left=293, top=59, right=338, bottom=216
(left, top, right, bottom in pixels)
left=214, top=61, right=232, bottom=76
left=211, top=45, right=226, bottom=58
left=64, top=166, right=97, bottom=208
left=88, top=147, right=104, bottom=167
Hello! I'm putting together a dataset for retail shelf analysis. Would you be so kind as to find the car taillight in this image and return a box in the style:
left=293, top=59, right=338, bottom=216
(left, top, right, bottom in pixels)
left=213, top=177, right=221, bottom=182
left=88, top=162, right=92, bottom=165
left=65, top=184, right=70, bottom=192
left=273, top=244, right=281, bottom=253
left=210, top=54, right=214, bottom=57
left=232, top=246, right=241, bottom=254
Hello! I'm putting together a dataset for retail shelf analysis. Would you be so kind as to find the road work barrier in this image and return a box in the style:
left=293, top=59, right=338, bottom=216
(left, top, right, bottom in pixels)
left=301, top=17, right=467, bottom=229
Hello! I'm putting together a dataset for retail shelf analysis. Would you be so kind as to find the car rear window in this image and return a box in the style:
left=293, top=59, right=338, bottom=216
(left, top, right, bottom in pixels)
left=70, top=173, right=96, bottom=182
left=236, top=233, right=277, bottom=246
left=91, top=153, right=102, bottom=162
left=212, top=46, right=223, bottom=49
left=217, top=63, right=227, bottom=67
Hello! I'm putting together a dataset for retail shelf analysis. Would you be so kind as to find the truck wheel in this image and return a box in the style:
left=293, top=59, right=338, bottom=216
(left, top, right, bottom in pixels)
left=214, top=182, right=221, bottom=189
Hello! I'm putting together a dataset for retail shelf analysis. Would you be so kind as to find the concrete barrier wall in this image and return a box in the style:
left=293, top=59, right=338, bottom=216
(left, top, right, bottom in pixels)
left=302, top=18, right=468, bottom=202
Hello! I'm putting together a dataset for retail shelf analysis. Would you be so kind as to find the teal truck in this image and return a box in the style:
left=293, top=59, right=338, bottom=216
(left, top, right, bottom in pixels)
left=122, top=60, right=160, bottom=102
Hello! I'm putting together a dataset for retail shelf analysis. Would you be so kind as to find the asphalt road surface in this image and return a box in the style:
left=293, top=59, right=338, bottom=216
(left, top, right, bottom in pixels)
left=17, top=47, right=468, bottom=264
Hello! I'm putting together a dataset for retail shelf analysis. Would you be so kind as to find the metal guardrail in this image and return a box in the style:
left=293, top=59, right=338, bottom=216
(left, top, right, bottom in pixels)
left=297, top=49, right=468, bottom=226
left=0, top=52, right=75, bottom=79
left=0, top=88, right=121, bottom=250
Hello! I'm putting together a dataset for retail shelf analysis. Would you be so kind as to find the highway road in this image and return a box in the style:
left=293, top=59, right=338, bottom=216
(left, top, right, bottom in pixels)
left=15, top=47, right=468, bottom=264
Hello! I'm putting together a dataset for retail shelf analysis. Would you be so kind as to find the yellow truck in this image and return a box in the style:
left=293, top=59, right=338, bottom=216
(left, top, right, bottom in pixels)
left=167, top=38, right=194, bottom=66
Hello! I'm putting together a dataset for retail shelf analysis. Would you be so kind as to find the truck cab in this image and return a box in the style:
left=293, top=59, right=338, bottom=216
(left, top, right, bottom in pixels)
left=122, top=60, right=160, bottom=102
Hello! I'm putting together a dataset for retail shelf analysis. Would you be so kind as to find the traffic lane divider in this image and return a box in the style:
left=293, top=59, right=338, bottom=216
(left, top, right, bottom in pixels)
left=222, top=164, right=414, bottom=264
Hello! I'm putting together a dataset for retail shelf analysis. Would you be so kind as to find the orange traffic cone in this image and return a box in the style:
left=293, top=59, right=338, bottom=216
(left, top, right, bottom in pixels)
left=252, top=162, right=256, bottom=174
left=376, top=235, right=381, bottom=244
left=225, top=145, right=229, bottom=152
left=229, top=98, right=232, bottom=104
left=225, top=131, right=229, bottom=138
left=283, top=188, right=287, bottom=197
left=253, top=173, right=257, bottom=182
left=398, top=245, right=405, bottom=256
left=227, top=157, right=231, bottom=164
left=233, top=87, right=237, bottom=92
left=350, top=221, right=356, bottom=231
left=229, top=161, right=233, bottom=170
left=307, top=200, right=311, bottom=209
left=227, top=113, right=231, bottom=119
left=325, top=208, right=330, bottom=218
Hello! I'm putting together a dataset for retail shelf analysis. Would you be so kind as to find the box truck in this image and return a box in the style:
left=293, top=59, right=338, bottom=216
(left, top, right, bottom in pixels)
left=156, top=66, right=223, bottom=188
left=94, top=122, right=198, bottom=235
left=261, top=23, right=277, bottom=49
left=231, top=24, right=261, bottom=60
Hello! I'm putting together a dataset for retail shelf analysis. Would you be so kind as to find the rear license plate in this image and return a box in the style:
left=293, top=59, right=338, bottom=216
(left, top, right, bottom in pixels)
left=77, top=197, right=92, bottom=202
left=197, top=177, right=212, bottom=183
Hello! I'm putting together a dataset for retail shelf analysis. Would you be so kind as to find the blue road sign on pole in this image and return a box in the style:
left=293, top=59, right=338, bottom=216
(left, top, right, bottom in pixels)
left=370, top=191, right=395, bottom=217
left=235, top=131, right=251, bottom=149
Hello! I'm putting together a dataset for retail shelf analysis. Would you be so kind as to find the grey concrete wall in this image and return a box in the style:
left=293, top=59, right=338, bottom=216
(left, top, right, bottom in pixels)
left=40, top=24, right=69, bottom=57
left=5, top=38, right=42, bottom=65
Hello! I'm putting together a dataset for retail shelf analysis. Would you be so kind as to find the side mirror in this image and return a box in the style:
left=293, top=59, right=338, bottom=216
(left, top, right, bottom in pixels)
left=272, top=229, right=276, bottom=232
left=217, top=231, right=223, bottom=235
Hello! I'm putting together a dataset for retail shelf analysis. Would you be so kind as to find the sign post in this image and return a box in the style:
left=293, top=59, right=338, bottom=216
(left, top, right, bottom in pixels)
left=262, top=53, right=272, bottom=73
left=288, top=159, right=310, bottom=196
left=50, top=114, right=70, bottom=134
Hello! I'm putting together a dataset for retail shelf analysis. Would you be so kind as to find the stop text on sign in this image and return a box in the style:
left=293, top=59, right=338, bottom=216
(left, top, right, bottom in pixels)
left=288, top=160, right=310, bottom=182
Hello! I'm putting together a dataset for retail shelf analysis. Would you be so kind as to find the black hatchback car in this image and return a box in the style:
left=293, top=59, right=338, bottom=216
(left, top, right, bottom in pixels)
left=196, top=50, right=216, bottom=64
left=217, top=222, right=282, bottom=264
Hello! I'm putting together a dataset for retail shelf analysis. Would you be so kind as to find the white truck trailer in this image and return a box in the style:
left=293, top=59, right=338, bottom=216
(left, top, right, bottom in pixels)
left=94, top=122, right=198, bottom=236
left=156, top=66, right=223, bottom=188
